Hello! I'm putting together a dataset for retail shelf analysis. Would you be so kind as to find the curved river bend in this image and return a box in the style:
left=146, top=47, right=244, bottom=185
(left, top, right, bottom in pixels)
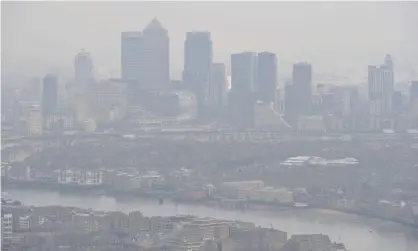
left=5, top=189, right=418, bottom=251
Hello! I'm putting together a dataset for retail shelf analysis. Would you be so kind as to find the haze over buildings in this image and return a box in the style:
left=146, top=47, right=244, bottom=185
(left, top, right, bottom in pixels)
left=2, top=2, right=418, bottom=84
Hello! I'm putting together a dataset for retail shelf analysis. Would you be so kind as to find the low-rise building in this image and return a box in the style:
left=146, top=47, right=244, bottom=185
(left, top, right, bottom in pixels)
left=281, top=234, right=333, bottom=251
left=1, top=213, right=13, bottom=248
left=56, top=169, right=103, bottom=185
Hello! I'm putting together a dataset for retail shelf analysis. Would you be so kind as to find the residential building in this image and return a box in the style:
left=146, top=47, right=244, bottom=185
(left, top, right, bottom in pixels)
left=56, top=169, right=103, bottom=185
left=1, top=213, right=13, bottom=249
left=281, top=234, right=333, bottom=251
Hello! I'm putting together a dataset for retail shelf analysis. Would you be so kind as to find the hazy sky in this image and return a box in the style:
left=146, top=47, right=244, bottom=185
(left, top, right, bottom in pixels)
left=2, top=1, right=418, bottom=84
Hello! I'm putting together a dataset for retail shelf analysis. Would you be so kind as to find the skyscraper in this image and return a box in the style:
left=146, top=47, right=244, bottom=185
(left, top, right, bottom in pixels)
left=121, top=18, right=169, bottom=88
left=409, top=81, right=418, bottom=109
left=230, top=52, right=258, bottom=127
left=209, top=63, right=227, bottom=106
left=292, top=62, right=312, bottom=116
left=121, top=31, right=143, bottom=81
left=142, top=18, right=170, bottom=88
left=42, top=74, right=58, bottom=117
left=183, top=31, right=213, bottom=113
left=74, top=50, right=94, bottom=84
left=368, top=55, right=395, bottom=116
left=256, top=52, right=277, bottom=103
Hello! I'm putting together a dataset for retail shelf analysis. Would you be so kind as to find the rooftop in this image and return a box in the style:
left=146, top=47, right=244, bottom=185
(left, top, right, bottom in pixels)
left=145, top=18, right=165, bottom=31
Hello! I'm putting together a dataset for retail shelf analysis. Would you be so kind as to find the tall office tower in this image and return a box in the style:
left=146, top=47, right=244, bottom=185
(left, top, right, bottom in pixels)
left=256, top=52, right=277, bottom=103
left=74, top=50, right=94, bottom=84
left=410, top=81, right=418, bottom=106
left=42, top=74, right=58, bottom=117
left=409, top=81, right=418, bottom=113
left=209, top=63, right=228, bottom=106
left=284, top=81, right=298, bottom=125
left=368, top=55, right=395, bottom=116
left=121, top=31, right=143, bottom=81
left=230, top=52, right=258, bottom=128
left=292, top=62, right=313, bottom=116
left=142, top=18, right=170, bottom=88
left=183, top=31, right=213, bottom=114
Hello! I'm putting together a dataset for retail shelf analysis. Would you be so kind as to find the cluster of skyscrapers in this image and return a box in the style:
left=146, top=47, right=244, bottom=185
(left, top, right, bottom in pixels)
left=10, top=18, right=418, bottom=136
left=120, top=19, right=283, bottom=127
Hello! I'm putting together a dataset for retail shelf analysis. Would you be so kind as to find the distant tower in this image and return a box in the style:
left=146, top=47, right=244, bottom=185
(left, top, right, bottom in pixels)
left=409, top=81, right=418, bottom=110
left=74, top=50, right=94, bottom=84
left=42, top=74, right=58, bottom=117
left=183, top=31, right=213, bottom=114
left=209, top=63, right=228, bottom=106
left=368, top=55, right=395, bottom=116
left=292, top=62, right=313, bottom=116
left=142, top=18, right=170, bottom=88
left=121, top=31, right=143, bottom=81
left=230, top=52, right=258, bottom=127
left=256, top=52, right=277, bottom=103
left=121, top=18, right=169, bottom=89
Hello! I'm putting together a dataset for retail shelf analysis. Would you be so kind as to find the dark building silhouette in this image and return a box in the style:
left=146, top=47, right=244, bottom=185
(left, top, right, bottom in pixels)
left=183, top=31, right=213, bottom=116
left=42, top=74, right=58, bottom=117
left=256, top=52, right=277, bottom=103
left=230, top=52, right=257, bottom=128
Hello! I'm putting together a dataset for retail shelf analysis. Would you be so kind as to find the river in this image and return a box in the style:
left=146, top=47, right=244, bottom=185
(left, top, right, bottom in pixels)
left=4, top=189, right=418, bottom=251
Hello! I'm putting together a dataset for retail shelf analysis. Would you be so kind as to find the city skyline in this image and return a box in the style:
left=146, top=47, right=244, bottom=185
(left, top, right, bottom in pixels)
left=2, top=1, right=418, bottom=85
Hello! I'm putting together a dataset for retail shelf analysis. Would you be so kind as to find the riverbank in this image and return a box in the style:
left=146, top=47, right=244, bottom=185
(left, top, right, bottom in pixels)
left=2, top=178, right=417, bottom=229
left=5, top=187, right=418, bottom=251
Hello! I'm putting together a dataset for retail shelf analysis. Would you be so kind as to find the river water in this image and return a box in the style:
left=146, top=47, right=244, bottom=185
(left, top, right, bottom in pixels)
left=5, top=189, right=418, bottom=251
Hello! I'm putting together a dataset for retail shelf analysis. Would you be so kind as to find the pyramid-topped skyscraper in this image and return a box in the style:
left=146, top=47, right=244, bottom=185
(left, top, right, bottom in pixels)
left=144, top=18, right=165, bottom=31
left=142, top=18, right=169, bottom=87
left=121, top=18, right=169, bottom=88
